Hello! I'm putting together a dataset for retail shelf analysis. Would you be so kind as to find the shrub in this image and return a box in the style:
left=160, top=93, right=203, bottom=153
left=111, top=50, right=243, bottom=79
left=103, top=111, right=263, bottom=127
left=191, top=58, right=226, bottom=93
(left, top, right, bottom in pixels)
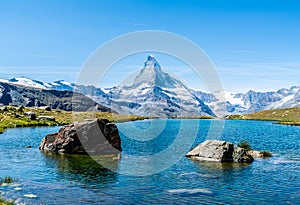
left=261, top=151, right=272, bottom=157
left=0, top=176, right=15, bottom=184
left=237, top=140, right=251, bottom=151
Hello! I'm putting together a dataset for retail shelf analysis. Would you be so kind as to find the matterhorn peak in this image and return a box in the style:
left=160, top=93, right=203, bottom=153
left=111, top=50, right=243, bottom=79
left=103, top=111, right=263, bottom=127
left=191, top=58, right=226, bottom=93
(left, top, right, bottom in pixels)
left=144, top=54, right=161, bottom=71
left=130, top=55, right=189, bottom=90
left=147, top=54, right=155, bottom=60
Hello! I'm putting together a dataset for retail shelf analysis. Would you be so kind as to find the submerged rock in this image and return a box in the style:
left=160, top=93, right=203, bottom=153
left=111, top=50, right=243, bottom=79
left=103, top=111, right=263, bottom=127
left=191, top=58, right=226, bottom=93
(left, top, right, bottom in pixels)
left=247, top=150, right=263, bottom=158
left=186, top=140, right=254, bottom=163
left=39, top=119, right=122, bottom=155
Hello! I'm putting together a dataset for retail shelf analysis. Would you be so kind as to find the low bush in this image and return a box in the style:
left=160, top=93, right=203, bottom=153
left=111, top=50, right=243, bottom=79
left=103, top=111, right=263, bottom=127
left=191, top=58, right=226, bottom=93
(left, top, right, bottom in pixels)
left=237, top=140, right=251, bottom=151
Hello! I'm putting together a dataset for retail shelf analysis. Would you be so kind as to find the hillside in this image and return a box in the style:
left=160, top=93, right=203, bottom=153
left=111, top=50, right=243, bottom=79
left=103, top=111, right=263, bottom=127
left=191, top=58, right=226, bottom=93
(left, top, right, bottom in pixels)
left=0, top=106, right=147, bottom=133
left=0, top=82, right=113, bottom=112
left=227, top=107, right=300, bottom=126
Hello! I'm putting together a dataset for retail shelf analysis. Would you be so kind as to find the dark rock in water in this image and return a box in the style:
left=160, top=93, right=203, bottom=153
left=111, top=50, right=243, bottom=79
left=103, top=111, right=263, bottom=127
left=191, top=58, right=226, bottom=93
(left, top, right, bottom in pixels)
left=24, top=111, right=36, bottom=120
left=233, top=147, right=254, bottom=163
left=186, top=140, right=253, bottom=163
left=39, top=119, right=122, bottom=155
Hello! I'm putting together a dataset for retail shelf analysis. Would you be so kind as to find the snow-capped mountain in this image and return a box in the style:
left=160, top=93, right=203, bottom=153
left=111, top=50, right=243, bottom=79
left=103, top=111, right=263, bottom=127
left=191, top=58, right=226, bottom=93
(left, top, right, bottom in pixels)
left=97, top=55, right=215, bottom=117
left=0, top=77, right=75, bottom=90
left=194, top=86, right=300, bottom=114
left=0, top=81, right=113, bottom=112
left=1, top=56, right=299, bottom=116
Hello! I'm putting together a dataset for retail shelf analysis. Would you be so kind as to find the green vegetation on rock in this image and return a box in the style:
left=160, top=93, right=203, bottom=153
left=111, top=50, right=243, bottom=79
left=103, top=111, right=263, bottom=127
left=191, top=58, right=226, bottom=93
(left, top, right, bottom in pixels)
left=237, top=140, right=251, bottom=151
left=261, top=151, right=272, bottom=158
left=0, top=177, right=14, bottom=184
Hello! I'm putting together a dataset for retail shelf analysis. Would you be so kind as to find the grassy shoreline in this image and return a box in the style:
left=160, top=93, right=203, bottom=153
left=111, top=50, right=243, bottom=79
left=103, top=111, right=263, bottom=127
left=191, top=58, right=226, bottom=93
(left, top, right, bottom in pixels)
left=0, top=106, right=147, bottom=134
left=1, top=106, right=299, bottom=134
left=226, top=107, right=300, bottom=126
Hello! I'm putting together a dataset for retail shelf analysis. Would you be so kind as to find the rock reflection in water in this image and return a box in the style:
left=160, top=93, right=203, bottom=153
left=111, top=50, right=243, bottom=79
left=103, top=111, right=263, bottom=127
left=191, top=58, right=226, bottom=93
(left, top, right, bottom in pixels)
left=42, top=152, right=119, bottom=188
left=192, top=160, right=251, bottom=171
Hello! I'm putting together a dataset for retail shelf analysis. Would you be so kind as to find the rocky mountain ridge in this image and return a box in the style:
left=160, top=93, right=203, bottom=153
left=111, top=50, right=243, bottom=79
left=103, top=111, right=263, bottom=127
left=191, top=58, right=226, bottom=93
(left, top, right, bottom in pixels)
left=0, top=82, right=113, bottom=112
left=1, top=55, right=299, bottom=116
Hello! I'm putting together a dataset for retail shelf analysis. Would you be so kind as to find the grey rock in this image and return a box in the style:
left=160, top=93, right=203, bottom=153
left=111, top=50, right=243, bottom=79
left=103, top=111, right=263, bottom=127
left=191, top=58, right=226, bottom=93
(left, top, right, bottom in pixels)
left=37, top=116, right=55, bottom=121
left=186, top=140, right=254, bottom=163
left=39, top=106, right=52, bottom=111
left=16, top=106, right=24, bottom=112
left=186, top=140, right=234, bottom=162
left=0, top=106, right=8, bottom=112
left=24, top=111, right=36, bottom=120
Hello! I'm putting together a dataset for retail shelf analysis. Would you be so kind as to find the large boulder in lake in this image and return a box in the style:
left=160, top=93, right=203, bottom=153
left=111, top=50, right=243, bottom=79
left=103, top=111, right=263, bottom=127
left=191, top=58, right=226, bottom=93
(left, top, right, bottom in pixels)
left=186, top=140, right=253, bottom=163
left=39, top=119, right=122, bottom=155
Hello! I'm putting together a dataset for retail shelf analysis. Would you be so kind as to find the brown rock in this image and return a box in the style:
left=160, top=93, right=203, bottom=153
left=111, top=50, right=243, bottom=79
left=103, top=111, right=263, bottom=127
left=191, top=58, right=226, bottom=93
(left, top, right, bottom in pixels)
left=39, top=119, right=122, bottom=155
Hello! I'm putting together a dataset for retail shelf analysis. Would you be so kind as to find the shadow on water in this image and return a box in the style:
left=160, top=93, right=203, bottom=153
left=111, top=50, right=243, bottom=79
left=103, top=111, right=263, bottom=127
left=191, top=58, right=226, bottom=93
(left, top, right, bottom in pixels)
left=42, top=152, right=120, bottom=188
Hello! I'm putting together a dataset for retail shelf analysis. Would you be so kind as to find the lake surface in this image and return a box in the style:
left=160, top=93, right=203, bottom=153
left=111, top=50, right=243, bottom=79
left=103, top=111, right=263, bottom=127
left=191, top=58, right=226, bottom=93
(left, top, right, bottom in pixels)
left=0, top=119, right=300, bottom=204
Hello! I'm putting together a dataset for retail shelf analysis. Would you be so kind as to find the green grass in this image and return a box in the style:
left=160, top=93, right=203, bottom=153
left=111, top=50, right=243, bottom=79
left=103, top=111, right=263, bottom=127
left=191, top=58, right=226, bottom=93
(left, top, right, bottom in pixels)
left=226, top=107, right=300, bottom=126
left=0, top=106, right=148, bottom=134
left=237, top=140, right=251, bottom=151
left=225, top=114, right=244, bottom=120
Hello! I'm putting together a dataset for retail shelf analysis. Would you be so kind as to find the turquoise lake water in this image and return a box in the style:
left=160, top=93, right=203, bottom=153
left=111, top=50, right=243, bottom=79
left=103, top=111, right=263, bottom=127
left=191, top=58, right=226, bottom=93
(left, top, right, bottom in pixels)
left=0, top=119, right=299, bottom=204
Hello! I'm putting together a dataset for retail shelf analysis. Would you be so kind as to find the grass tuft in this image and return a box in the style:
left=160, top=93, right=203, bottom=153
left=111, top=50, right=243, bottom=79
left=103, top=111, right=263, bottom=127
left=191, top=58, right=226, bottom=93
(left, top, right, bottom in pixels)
left=237, top=140, right=251, bottom=151
left=261, top=151, right=272, bottom=158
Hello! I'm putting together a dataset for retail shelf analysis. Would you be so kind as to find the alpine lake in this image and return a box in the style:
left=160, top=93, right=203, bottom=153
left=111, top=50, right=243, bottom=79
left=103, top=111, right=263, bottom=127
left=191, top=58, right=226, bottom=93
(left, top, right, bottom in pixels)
left=0, top=119, right=299, bottom=204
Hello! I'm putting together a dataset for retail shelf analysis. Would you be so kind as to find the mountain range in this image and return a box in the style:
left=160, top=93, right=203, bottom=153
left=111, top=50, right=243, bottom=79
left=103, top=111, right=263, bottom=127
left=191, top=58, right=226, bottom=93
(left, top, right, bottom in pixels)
left=0, top=81, right=113, bottom=112
left=0, top=55, right=299, bottom=117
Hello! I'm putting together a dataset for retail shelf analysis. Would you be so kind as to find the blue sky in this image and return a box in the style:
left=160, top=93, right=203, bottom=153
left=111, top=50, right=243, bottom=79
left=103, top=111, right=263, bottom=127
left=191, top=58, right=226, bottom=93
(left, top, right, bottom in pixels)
left=0, top=0, right=299, bottom=92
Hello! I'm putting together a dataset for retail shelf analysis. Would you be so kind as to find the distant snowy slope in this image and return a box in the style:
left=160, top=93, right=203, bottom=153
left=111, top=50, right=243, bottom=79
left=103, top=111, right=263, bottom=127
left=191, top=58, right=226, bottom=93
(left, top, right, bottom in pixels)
left=1, top=61, right=299, bottom=116
left=194, top=86, right=300, bottom=114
